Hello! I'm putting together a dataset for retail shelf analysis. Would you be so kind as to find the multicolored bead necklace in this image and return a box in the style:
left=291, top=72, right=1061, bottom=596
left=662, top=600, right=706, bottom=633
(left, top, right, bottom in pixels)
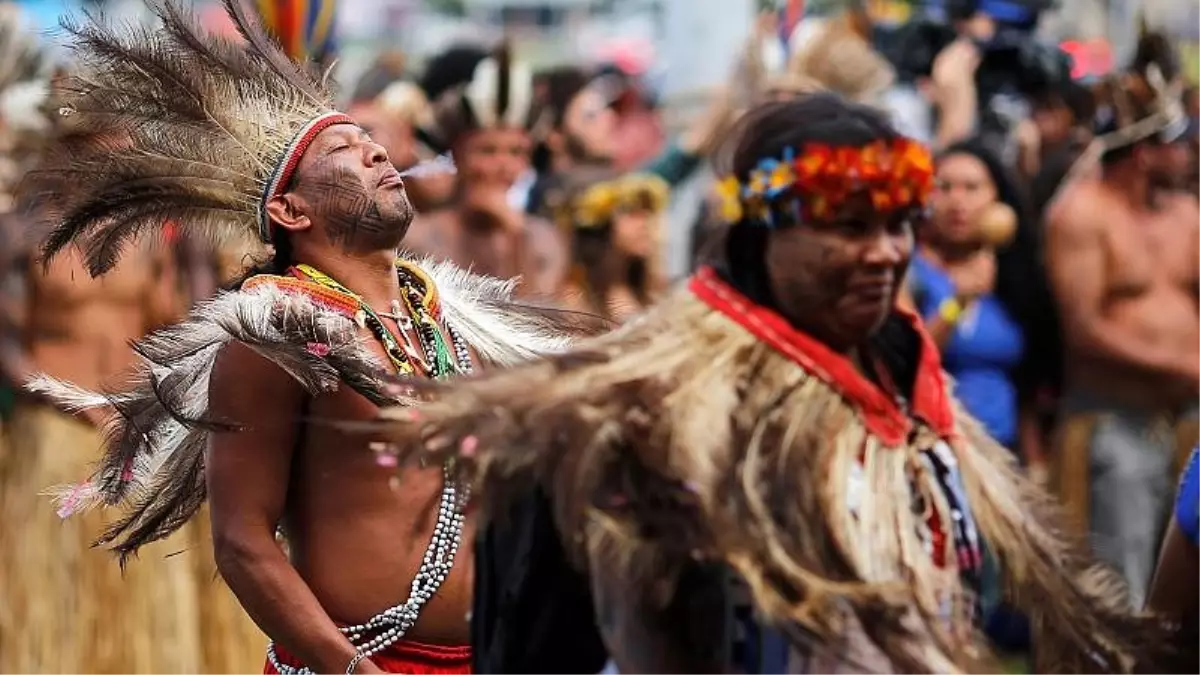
left=290, top=261, right=468, bottom=379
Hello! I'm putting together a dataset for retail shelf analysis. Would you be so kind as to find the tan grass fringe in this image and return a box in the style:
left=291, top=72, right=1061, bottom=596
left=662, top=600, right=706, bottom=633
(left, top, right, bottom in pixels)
left=0, top=403, right=202, bottom=673
left=381, top=287, right=1191, bottom=673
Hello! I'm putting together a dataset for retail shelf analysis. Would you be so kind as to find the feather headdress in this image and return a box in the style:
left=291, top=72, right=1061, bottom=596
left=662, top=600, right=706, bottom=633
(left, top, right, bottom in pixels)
left=1096, top=23, right=1188, bottom=147
left=22, top=0, right=358, bottom=276
left=418, top=43, right=544, bottom=154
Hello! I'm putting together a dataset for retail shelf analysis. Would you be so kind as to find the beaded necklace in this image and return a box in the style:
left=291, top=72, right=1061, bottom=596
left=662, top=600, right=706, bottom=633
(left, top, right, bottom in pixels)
left=267, top=260, right=472, bottom=675
left=289, top=262, right=467, bottom=378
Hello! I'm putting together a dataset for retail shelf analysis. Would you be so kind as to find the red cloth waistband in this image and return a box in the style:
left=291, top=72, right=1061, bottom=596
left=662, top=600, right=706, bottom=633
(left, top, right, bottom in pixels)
left=264, top=639, right=472, bottom=674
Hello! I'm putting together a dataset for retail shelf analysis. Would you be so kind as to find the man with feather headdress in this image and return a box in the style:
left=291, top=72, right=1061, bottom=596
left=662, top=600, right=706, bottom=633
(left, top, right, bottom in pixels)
left=0, top=5, right=209, bottom=673
left=1044, top=23, right=1199, bottom=610
left=403, top=43, right=571, bottom=302
left=19, top=1, right=571, bottom=673
left=376, top=94, right=1193, bottom=673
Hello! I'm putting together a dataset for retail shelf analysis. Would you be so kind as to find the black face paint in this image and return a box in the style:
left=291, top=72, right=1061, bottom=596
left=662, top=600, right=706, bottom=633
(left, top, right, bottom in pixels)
left=300, top=164, right=414, bottom=251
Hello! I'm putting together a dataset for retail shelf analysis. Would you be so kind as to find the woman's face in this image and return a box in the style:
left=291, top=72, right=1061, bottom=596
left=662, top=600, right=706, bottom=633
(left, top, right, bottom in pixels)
left=930, top=153, right=997, bottom=246
left=611, top=210, right=656, bottom=259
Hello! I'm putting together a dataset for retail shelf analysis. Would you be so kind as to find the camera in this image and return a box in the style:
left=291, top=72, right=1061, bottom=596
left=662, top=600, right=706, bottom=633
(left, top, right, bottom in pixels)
left=886, top=0, right=1071, bottom=140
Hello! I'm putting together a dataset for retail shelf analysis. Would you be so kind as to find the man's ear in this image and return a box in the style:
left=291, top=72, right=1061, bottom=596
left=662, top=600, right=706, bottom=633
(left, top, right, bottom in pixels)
left=265, top=192, right=311, bottom=235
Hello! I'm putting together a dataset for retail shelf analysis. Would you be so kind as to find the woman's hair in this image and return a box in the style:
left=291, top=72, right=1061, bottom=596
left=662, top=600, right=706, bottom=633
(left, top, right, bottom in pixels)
left=554, top=167, right=655, bottom=313
left=935, top=138, right=1061, bottom=399
left=709, top=94, right=904, bottom=299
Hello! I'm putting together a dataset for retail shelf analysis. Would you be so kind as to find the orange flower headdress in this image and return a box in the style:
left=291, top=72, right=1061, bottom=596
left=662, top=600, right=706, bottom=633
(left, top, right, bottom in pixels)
left=715, top=137, right=934, bottom=226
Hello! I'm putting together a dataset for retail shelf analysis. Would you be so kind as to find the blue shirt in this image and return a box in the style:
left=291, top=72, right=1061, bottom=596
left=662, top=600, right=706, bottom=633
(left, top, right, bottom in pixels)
left=1177, top=448, right=1199, bottom=547
left=909, top=254, right=1025, bottom=447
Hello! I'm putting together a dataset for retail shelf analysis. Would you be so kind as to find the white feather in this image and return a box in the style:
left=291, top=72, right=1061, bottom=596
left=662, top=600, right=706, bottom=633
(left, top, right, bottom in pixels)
left=503, top=60, right=535, bottom=128
left=465, top=57, right=499, bottom=128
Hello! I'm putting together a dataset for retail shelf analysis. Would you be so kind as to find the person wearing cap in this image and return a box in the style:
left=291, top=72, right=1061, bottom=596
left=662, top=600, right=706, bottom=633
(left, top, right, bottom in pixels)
left=1044, top=27, right=1199, bottom=609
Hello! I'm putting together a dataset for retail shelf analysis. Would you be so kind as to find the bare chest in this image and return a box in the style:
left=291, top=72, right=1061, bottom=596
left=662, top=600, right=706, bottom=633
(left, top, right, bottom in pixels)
left=1102, top=210, right=1198, bottom=297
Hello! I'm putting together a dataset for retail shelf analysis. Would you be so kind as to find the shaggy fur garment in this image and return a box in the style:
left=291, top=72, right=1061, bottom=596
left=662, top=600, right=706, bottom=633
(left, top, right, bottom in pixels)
left=377, top=270, right=1192, bottom=674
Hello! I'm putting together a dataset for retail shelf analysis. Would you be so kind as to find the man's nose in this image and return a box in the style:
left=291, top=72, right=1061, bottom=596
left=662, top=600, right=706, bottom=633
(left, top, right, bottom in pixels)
left=365, top=141, right=389, bottom=166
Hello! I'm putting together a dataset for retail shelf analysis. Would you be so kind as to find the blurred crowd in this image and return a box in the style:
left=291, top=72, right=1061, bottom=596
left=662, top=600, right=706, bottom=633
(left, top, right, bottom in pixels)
left=0, top=0, right=1196, bottom=672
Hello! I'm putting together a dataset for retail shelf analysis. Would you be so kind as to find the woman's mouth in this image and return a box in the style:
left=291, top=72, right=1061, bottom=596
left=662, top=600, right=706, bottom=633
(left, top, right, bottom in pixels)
left=848, top=279, right=893, bottom=301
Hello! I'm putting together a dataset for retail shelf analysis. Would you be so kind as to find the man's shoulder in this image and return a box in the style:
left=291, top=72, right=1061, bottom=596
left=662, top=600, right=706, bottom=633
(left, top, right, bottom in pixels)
left=1045, top=179, right=1113, bottom=239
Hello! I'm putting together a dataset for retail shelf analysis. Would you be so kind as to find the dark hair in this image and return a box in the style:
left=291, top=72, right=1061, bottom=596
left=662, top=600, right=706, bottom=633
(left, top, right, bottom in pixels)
left=529, top=66, right=594, bottom=173
left=712, top=94, right=903, bottom=297
left=937, top=138, right=1059, bottom=399
left=418, top=45, right=489, bottom=103
left=226, top=229, right=293, bottom=290
left=538, top=66, right=594, bottom=129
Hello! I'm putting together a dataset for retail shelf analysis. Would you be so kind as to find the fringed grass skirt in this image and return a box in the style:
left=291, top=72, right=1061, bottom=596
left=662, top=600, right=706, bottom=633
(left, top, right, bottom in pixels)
left=0, top=403, right=202, bottom=673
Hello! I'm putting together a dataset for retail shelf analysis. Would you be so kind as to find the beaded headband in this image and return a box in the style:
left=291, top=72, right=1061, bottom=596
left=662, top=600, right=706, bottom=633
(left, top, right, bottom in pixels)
left=257, top=110, right=356, bottom=243
left=714, top=137, right=934, bottom=227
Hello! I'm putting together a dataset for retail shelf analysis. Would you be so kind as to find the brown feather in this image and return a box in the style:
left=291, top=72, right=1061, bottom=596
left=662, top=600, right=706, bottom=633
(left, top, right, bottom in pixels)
left=20, top=0, right=339, bottom=275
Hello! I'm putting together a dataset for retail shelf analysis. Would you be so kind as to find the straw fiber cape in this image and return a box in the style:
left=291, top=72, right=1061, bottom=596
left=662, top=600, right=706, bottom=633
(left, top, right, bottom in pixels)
left=378, top=266, right=1192, bottom=674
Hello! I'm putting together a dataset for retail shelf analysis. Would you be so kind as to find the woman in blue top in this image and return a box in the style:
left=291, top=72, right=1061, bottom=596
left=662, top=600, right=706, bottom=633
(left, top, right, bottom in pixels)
left=906, top=139, right=1039, bottom=457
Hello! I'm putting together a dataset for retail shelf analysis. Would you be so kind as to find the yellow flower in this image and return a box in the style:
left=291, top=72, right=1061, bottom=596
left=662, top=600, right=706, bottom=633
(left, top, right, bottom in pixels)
left=575, top=181, right=618, bottom=228
left=715, top=176, right=743, bottom=223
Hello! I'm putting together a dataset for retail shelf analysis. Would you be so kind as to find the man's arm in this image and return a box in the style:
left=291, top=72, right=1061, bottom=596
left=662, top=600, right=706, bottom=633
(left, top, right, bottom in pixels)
left=1044, top=196, right=1193, bottom=381
left=207, top=341, right=380, bottom=674
left=1146, top=520, right=1199, bottom=619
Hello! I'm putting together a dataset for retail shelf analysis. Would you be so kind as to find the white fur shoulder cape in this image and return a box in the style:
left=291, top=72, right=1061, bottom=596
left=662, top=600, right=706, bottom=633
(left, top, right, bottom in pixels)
left=28, top=256, right=570, bottom=563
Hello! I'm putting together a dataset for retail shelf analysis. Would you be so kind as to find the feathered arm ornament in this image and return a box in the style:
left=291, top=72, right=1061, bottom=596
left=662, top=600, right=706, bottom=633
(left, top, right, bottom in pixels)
left=376, top=293, right=992, bottom=673
left=31, top=283, right=390, bottom=566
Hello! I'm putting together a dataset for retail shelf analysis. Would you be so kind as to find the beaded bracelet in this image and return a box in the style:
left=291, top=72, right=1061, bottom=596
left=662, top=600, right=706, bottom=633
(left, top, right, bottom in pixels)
left=345, top=650, right=366, bottom=674
left=937, top=297, right=964, bottom=324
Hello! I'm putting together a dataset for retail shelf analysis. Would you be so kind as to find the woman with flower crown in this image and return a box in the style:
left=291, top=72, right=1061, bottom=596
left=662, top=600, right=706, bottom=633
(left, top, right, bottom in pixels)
left=376, top=93, right=1190, bottom=673
left=543, top=168, right=671, bottom=324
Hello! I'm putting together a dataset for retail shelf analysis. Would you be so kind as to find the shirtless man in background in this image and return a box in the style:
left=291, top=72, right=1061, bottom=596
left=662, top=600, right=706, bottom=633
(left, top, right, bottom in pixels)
left=0, top=210, right=209, bottom=672
left=404, top=44, right=568, bottom=300
left=1045, top=95, right=1199, bottom=607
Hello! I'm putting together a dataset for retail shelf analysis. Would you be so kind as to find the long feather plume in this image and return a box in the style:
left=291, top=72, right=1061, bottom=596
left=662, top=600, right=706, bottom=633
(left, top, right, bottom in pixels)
left=421, top=42, right=539, bottom=154
left=20, top=0, right=339, bottom=276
